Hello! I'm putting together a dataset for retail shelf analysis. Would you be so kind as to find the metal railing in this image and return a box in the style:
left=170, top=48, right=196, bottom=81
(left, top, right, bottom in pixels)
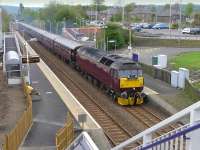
left=112, top=100, right=200, bottom=150
left=135, top=122, right=200, bottom=150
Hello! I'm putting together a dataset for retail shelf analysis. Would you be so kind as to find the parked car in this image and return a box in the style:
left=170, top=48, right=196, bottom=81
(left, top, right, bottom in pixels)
left=182, top=28, right=191, bottom=34
left=182, top=28, right=200, bottom=35
left=131, top=26, right=142, bottom=32
left=90, top=20, right=105, bottom=27
left=152, top=23, right=169, bottom=29
left=143, top=23, right=154, bottom=29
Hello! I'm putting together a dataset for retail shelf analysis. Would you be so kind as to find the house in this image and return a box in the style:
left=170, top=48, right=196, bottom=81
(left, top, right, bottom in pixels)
left=86, top=7, right=120, bottom=21
left=129, top=4, right=187, bottom=23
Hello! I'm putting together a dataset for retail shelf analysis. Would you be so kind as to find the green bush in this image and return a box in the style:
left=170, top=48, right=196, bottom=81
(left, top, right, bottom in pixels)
left=105, top=23, right=125, bottom=50
left=96, top=23, right=135, bottom=50
left=171, top=23, right=179, bottom=29
left=2, top=9, right=11, bottom=32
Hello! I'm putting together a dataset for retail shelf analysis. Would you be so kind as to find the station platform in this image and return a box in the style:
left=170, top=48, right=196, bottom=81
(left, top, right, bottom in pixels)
left=20, top=63, right=68, bottom=149
left=14, top=28, right=110, bottom=149
left=19, top=54, right=110, bottom=150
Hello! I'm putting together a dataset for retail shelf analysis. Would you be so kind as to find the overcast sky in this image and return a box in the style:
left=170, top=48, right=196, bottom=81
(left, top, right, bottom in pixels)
left=0, top=0, right=200, bottom=7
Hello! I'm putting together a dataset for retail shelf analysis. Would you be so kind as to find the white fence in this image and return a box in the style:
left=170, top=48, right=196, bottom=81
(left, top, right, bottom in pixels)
left=112, top=100, right=200, bottom=150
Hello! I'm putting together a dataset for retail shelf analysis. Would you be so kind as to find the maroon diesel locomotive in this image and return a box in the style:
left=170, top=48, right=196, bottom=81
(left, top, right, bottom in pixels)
left=76, top=47, right=145, bottom=105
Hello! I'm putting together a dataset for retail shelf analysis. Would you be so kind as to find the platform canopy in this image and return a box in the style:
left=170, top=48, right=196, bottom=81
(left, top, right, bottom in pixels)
left=5, top=50, right=20, bottom=65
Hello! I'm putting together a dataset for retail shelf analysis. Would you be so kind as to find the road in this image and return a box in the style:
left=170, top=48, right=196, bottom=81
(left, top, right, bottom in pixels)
left=115, top=47, right=200, bottom=65
left=137, top=29, right=200, bottom=40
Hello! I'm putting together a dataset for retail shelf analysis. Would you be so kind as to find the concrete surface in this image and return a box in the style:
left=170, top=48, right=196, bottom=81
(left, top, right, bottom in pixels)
left=35, top=58, right=111, bottom=150
left=20, top=64, right=68, bottom=148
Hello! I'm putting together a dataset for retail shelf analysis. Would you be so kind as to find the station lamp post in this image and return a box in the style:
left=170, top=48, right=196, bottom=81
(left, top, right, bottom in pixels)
left=179, top=0, right=182, bottom=31
left=128, top=26, right=132, bottom=51
left=108, top=40, right=116, bottom=53
left=169, top=0, right=172, bottom=38
left=24, top=38, right=38, bottom=85
left=102, top=25, right=107, bottom=51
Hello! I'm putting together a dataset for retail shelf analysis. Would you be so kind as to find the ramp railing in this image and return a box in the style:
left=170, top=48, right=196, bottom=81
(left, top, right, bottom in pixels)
left=112, top=100, right=200, bottom=150
left=134, top=122, right=200, bottom=150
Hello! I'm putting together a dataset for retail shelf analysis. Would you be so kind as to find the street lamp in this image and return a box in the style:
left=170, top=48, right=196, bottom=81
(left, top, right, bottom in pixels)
left=102, top=25, right=107, bottom=51
left=179, top=0, right=182, bottom=31
left=128, top=27, right=132, bottom=51
left=169, top=0, right=172, bottom=38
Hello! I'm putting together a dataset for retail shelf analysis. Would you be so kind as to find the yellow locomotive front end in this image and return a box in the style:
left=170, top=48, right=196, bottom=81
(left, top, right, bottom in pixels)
left=117, top=69, right=145, bottom=106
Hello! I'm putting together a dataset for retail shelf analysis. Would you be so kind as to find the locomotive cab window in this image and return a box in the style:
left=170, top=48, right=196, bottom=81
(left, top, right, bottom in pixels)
left=118, top=70, right=142, bottom=78
left=100, top=57, right=114, bottom=66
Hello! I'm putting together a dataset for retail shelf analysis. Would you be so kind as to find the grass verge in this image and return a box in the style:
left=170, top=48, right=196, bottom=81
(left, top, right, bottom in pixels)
left=169, top=51, right=200, bottom=70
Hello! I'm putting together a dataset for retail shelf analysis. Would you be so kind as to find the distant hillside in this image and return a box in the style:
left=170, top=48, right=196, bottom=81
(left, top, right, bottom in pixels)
left=1, top=5, right=41, bottom=15
left=1, top=5, right=19, bottom=14
left=193, top=5, right=200, bottom=12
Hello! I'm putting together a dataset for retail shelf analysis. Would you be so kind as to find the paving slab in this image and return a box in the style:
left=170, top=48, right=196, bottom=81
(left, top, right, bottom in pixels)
left=21, top=64, right=68, bottom=147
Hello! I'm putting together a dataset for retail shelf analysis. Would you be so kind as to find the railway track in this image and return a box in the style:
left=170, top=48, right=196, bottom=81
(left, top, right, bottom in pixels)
left=126, top=106, right=182, bottom=137
left=27, top=39, right=141, bottom=148
left=23, top=31, right=184, bottom=148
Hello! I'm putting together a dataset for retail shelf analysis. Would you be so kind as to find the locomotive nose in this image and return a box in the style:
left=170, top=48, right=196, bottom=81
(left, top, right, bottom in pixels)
left=119, top=77, right=144, bottom=89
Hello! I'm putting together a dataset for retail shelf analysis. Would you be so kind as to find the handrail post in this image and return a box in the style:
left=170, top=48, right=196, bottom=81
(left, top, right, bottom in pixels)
left=143, top=133, right=152, bottom=146
left=189, top=109, right=200, bottom=150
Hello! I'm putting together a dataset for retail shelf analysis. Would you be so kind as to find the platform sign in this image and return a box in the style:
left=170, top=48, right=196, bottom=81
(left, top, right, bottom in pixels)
left=22, top=56, right=40, bottom=63
left=78, top=113, right=87, bottom=123
left=78, top=113, right=87, bottom=129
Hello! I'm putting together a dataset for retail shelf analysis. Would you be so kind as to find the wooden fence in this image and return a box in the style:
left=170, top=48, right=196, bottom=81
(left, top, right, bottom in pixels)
left=56, top=113, right=74, bottom=150
left=2, top=82, right=33, bottom=150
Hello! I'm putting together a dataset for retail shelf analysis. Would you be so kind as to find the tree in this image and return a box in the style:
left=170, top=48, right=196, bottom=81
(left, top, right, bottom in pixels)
left=110, top=11, right=122, bottom=22
left=2, top=9, right=11, bottom=32
left=105, top=23, right=125, bottom=50
left=92, top=0, right=105, bottom=12
left=151, top=6, right=157, bottom=23
left=193, top=13, right=200, bottom=26
left=185, top=3, right=194, bottom=17
left=92, top=0, right=105, bottom=20
left=164, top=4, right=170, bottom=10
left=22, top=8, right=39, bottom=22
left=37, top=3, right=86, bottom=22
left=124, top=2, right=135, bottom=22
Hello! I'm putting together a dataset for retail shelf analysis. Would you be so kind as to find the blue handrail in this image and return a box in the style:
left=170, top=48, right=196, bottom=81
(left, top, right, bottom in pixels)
left=140, top=122, right=200, bottom=150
